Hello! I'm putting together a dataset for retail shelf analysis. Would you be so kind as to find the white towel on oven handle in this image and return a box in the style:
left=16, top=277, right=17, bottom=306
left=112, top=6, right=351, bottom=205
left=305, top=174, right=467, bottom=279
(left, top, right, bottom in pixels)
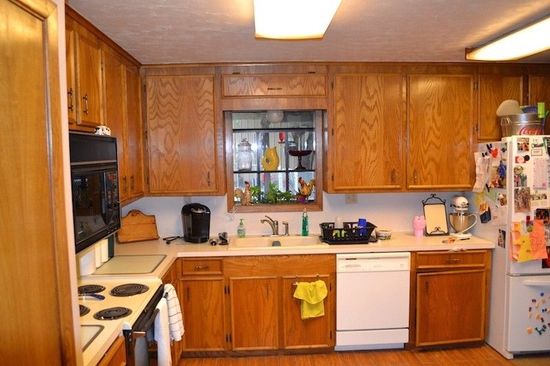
left=164, top=283, right=184, bottom=341
left=154, top=297, right=172, bottom=366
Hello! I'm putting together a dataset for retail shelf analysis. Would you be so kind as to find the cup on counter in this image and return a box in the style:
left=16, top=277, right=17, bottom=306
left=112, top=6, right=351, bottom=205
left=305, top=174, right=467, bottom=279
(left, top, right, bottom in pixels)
left=358, top=218, right=367, bottom=236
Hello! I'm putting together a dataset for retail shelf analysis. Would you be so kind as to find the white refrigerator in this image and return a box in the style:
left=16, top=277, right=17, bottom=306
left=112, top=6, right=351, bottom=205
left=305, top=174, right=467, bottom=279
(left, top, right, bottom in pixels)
left=474, top=135, right=550, bottom=359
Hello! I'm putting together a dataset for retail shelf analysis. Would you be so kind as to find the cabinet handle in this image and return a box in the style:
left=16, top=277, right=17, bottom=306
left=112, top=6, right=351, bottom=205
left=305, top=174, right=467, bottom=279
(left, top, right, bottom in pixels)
left=194, top=265, right=209, bottom=271
left=67, top=88, right=74, bottom=112
left=413, top=170, right=418, bottom=184
left=391, top=169, right=397, bottom=184
left=267, top=87, right=283, bottom=91
left=82, top=94, right=89, bottom=115
left=130, top=176, right=135, bottom=191
left=446, top=258, right=461, bottom=264
left=207, top=171, right=211, bottom=187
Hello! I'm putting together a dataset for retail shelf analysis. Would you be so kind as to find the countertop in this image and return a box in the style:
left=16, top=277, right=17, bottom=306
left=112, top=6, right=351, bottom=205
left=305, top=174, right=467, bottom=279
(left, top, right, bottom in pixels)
left=112, top=232, right=495, bottom=278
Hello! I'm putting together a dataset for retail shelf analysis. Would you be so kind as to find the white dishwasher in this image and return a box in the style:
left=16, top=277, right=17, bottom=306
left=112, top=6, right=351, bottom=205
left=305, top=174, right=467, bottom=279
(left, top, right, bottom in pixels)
left=336, top=252, right=411, bottom=351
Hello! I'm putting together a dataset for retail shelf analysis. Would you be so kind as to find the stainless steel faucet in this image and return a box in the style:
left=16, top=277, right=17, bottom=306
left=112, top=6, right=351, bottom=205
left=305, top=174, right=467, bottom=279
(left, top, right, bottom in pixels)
left=260, top=215, right=279, bottom=236
left=282, top=221, right=289, bottom=236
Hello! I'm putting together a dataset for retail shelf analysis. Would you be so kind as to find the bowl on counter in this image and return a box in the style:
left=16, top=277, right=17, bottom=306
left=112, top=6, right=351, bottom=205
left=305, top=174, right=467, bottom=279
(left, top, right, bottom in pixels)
left=375, top=229, right=392, bottom=240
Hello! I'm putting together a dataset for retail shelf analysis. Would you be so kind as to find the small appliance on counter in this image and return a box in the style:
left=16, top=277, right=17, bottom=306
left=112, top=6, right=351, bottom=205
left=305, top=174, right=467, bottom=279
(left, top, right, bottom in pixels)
left=181, top=203, right=211, bottom=243
left=448, top=196, right=477, bottom=238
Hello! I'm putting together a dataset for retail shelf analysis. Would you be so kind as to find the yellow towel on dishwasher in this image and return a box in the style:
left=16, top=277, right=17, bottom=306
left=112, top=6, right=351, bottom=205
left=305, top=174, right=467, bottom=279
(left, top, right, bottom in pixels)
left=293, top=280, right=328, bottom=320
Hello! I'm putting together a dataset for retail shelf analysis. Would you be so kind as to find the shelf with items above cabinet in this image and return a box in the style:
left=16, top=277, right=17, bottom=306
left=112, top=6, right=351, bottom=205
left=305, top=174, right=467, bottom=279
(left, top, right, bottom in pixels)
left=226, top=110, right=324, bottom=212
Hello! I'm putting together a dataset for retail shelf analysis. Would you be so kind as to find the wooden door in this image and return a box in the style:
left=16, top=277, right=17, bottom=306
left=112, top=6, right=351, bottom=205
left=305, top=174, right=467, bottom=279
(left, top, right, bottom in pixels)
left=76, top=27, right=103, bottom=128
left=408, top=74, right=475, bottom=190
left=1, top=0, right=76, bottom=363
left=229, top=276, right=279, bottom=350
left=125, top=64, right=144, bottom=198
left=529, top=75, right=550, bottom=135
left=180, top=278, right=226, bottom=351
left=65, top=19, right=77, bottom=125
left=102, top=48, right=128, bottom=200
left=478, top=74, right=523, bottom=141
left=331, top=73, right=404, bottom=191
left=416, top=269, right=486, bottom=346
left=281, top=275, right=333, bottom=349
left=146, top=75, right=218, bottom=194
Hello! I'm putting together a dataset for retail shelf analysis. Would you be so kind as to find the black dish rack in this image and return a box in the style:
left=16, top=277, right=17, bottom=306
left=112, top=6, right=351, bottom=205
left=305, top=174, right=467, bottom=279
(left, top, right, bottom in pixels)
left=319, top=222, right=377, bottom=244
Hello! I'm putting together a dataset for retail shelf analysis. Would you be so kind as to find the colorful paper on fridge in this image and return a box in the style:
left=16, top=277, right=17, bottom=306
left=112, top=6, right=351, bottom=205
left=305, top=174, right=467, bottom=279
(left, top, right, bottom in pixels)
left=511, top=220, right=549, bottom=262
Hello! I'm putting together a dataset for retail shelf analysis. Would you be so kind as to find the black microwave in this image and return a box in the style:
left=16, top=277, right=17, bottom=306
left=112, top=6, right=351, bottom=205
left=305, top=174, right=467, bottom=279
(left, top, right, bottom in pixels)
left=69, top=133, right=121, bottom=253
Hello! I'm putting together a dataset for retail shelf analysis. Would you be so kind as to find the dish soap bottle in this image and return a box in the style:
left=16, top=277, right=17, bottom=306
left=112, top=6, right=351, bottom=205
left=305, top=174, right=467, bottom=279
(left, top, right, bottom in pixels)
left=301, top=209, right=309, bottom=236
left=237, top=218, right=246, bottom=238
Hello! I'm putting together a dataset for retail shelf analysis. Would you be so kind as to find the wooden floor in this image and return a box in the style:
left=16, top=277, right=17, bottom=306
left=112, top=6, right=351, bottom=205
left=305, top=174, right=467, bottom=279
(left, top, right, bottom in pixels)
left=180, top=346, right=550, bottom=366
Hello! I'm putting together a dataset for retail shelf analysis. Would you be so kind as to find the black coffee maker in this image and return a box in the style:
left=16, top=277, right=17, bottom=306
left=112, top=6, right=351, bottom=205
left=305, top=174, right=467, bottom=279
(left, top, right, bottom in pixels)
left=181, top=203, right=211, bottom=243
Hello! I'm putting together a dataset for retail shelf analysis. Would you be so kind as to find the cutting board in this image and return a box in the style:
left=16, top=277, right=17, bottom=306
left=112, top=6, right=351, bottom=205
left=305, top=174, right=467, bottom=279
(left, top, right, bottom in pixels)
left=117, top=210, right=159, bottom=243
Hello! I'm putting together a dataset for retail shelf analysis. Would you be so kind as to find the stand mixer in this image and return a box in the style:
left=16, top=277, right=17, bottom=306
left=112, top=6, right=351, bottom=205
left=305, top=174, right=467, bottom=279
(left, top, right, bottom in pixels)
left=449, top=196, right=477, bottom=238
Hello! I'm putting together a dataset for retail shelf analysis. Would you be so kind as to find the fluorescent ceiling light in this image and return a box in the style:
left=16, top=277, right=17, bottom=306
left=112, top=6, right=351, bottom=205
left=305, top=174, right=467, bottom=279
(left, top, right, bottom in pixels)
left=466, top=16, right=550, bottom=61
left=254, top=0, right=342, bottom=40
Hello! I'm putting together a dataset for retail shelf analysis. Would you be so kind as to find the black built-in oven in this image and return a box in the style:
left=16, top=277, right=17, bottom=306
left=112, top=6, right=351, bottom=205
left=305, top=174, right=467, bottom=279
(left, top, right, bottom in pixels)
left=69, top=132, right=121, bottom=253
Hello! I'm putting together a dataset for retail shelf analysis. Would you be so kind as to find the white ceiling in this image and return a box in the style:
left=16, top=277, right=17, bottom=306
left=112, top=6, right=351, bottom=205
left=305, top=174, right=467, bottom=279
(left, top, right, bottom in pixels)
left=67, top=0, right=550, bottom=65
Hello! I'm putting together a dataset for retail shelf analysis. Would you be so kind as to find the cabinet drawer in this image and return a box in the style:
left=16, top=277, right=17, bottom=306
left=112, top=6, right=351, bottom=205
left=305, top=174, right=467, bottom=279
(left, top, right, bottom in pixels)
left=223, top=74, right=327, bottom=97
left=181, top=258, right=223, bottom=275
left=415, top=250, right=488, bottom=269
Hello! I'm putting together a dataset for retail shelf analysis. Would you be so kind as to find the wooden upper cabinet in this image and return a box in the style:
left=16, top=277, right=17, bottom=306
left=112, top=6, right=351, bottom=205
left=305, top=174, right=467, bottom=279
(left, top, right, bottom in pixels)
left=125, top=65, right=145, bottom=199
left=146, top=74, right=222, bottom=195
left=66, top=11, right=103, bottom=130
left=223, top=74, right=327, bottom=97
left=329, top=73, right=404, bottom=192
left=478, top=74, right=523, bottom=141
left=407, top=74, right=475, bottom=190
left=529, top=74, right=550, bottom=134
left=102, top=48, right=127, bottom=199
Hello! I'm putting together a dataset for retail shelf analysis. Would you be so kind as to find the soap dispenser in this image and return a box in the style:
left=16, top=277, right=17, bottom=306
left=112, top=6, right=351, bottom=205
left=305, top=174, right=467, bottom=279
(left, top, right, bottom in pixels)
left=237, top=218, right=246, bottom=238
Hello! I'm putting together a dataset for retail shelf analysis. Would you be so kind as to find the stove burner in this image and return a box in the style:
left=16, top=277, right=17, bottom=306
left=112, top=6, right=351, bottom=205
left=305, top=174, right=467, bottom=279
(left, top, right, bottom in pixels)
left=79, top=304, right=90, bottom=317
left=93, top=307, right=132, bottom=320
left=110, top=283, right=149, bottom=297
left=78, top=284, right=106, bottom=295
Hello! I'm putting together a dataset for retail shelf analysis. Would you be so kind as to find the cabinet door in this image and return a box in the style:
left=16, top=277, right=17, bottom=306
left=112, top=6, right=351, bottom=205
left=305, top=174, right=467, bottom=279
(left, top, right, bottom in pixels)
left=281, top=275, right=333, bottom=349
left=76, top=29, right=103, bottom=128
left=146, top=75, right=219, bottom=194
left=180, top=278, right=226, bottom=351
left=416, top=269, right=486, bottom=346
left=330, top=74, right=404, bottom=191
left=478, top=74, right=523, bottom=141
left=408, top=74, right=475, bottom=190
left=125, top=65, right=144, bottom=199
left=102, top=48, right=128, bottom=200
left=65, top=21, right=77, bottom=125
left=529, top=75, right=550, bottom=135
left=229, top=276, right=279, bottom=350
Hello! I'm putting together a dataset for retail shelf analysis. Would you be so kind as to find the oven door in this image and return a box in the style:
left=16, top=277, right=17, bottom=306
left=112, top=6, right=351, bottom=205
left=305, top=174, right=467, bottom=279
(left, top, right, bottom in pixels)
left=125, top=285, right=165, bottom=366
left=71, top=164, right=120, bottom=253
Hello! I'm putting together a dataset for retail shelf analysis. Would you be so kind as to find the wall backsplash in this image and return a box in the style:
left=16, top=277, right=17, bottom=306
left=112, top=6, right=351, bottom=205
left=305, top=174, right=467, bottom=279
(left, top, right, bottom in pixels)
left=123, top=192, right=470, bottom=238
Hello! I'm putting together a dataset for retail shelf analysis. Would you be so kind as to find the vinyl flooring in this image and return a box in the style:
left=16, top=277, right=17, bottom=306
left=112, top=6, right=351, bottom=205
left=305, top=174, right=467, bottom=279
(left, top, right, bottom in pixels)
left=180, top=346, right=550, bottom=366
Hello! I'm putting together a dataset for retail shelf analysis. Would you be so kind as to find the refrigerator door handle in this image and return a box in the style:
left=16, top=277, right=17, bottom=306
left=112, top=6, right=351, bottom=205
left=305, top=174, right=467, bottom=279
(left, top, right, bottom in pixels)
left=523, top=279, right=550, bottom=287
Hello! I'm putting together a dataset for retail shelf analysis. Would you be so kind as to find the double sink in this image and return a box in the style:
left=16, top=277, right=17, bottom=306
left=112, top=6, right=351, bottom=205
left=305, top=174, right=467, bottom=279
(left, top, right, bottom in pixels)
left=228, top=235, right=328, bottom=250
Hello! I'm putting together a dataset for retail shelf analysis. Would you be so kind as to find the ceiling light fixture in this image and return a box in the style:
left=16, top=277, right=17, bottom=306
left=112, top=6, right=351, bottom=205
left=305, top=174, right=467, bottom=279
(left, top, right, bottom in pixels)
left=254, top=0, right=342, bottom=40
left=465, top=16, right=550, bottom=61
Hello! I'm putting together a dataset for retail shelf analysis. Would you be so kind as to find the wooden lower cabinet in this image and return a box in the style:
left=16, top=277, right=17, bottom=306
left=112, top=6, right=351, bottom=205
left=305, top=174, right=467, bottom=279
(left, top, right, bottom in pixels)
left=180, top=255, right=335, bottom=354
left=97, top=336, right=126, bottom=366
left=229, top=276, right=279, bottom=350
left=411, top=250, right=491, bottom=347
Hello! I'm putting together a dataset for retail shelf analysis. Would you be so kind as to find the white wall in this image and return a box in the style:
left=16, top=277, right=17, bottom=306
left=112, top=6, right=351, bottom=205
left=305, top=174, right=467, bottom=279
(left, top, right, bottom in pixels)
left=123, top=191, right=467, bottom=238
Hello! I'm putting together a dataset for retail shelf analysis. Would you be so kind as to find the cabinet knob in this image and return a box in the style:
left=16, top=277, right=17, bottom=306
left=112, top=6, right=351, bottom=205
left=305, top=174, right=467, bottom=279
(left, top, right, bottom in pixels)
left=194, top=265, right=209, bottom=271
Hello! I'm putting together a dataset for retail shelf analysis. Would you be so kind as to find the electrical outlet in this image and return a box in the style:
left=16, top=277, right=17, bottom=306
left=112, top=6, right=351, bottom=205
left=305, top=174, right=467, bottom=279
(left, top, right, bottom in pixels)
left=345, top=194, right=358, bottom=204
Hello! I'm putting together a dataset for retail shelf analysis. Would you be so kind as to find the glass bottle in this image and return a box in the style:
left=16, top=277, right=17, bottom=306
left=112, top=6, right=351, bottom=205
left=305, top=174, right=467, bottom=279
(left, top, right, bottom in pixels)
left=236, top=138, right=253, bottom=171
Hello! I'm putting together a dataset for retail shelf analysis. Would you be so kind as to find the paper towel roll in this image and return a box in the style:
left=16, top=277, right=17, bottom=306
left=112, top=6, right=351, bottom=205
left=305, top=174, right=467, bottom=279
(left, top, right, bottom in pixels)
left=79, top=249, right=96, bottom=276
left=100, top=239, right=109, bottom=263
left=94, top=243, right=102, bottom=268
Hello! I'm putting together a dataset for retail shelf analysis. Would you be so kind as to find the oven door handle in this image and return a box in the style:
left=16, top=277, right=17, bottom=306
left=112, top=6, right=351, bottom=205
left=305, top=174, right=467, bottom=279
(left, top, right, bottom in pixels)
left=133, top=308, right=160, bottom=338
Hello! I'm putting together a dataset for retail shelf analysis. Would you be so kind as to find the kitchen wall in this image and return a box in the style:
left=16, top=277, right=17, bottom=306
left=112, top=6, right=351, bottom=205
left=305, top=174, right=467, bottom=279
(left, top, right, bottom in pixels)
left=123, top=191, right=469, bottom=238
